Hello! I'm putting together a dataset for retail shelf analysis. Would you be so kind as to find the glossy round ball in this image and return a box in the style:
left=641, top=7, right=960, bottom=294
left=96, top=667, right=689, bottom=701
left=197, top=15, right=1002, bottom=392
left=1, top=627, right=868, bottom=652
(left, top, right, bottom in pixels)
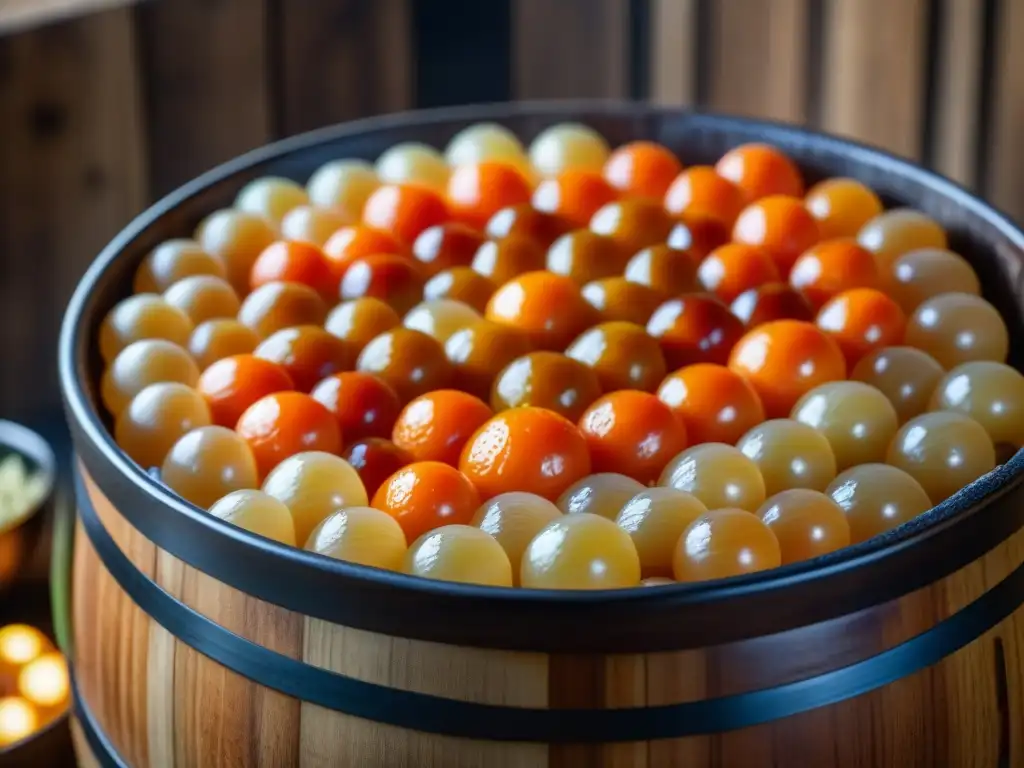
left=115, top=383, right=212, bottom=471
left=339, top=254, right=426, bottom=316
left=886, top=411, right=996, bottom=504
left=310, top=371, right=402, bottom=442
left=237, top=281, right=328, bottom=339
left=616, top=487, right=708, bottom=577
left=471, top=236, right=546, bottom=285
left=135, top=239, right=225, bottom=293
left=788, top=238, right=880, bottom=310
left=372, top=462, right=481, bottom=543
left=485, top=271, right=597, bottom=351
left=446, top=161, right=533, bottom=230
left=445, top=123, right=528, bottom=170
left=322, top=224, right=407, bottom=285
left=235, top=176, right=309, bottom=225
left=412, top=222, right=486, bottom=277
left=392, top=389, right=494, bottom=466
left=528, top=122, right=611, bottom=176
left=459, top=407, right=592, bottom=502
left=262, top=451, right=369, bottom=545
left=280, top=205, right=351, bottom=247
left=306, top=160, right=380, bottom=220
left=589, top=198, right=677, bottom=256
left=905, top=292, right=1009, bottom=369
left=546, top=230, right=630, bottom=284
left=857, top=208, right=948, bottom=271
left=324, top=297, right=402, bottom=355
left=756, top=489, right=850, bottom=564
left=730, top=283, right=815, bottom=327
left=556, top=473, right=646, bottom=520
left=340, top=438, right=413, bottom=499
left=889, top=247, right=982, bottom=313
left=196, top=210, right=278, bottom=294
left=403, top=299, right=481, bottom=344
left=816, top=288, right=907, bottom=367
left=736, top=419, right=837, bottom=496
left=532, top=170, right=619, bottom=228
left=697, top=243, right=780, bottom=304
left=444, top=319, right=534, bottom=401
left=565, top=321, right=667, bottom=393
left=485, top=204, right=570, bottom=248
left=850, top=346, right=945, bottom=424
left=362, top=183, right=449, bottom=245
left=929, top=361, right=1024, bottom=447
left=404, top=525, right=513, bottom=587
left=727, top=320, right=846, bottom=418
left=732, top=194, right=821, bottom=275
left=306, top=506, right=407, bottom=570
left=581, top=277, right=666, bottom=326
left=666, top=216, right=732, bottom=261
left=804, top=177, right=883, bottom=239
left=197, top=354, right=295, bottom=428
left=715, top=143, right=804, bottom=200
left=490, top=351, right=601, bottom=422
left=161, top=426, right=259, bottom=510
left=602, top=141, right=682, bottom=200
left=236, top=393, right=342, bottom=480
left=164, top=275, right=240, bottom=325
left=791, top=381, right=899, bottom=470
left=250, top=240, right=335, bottom=299
left=188, top=319, right=261, bottom=370
left=208, top=489, right=295, bottom=546
left=656, top=363, right=765, bottom=446
left=355, top=328, right=454, bottom=403
left=101, top=340, right=201, bottom=417
left=646, top=294, right=745, bottom=370
left=827, top=463, right=932, bottom=544
left=672, top=508, right=782, bottom=582
left=520, top=513, right=641, bottom=590
left=658, top=442, right=766, bottom=513
left=624, top=244, right=700, bottom=296
left=664, top=165, right=746, bottom=229
left=471, top=492, right=563, bottom=583
left=375, top=142, right=449, bottom=191
left=98, top=294, right=194, bottom=363
left=253, top=325, right=356, bottom=392
left=423, top=267, right=497, bottom=313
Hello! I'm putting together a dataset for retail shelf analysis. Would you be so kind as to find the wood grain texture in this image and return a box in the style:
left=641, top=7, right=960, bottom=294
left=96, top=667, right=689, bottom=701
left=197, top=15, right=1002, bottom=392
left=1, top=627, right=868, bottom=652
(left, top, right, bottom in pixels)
left=512, top=0, right=630, bottom=99
left=821, top=0, right=930, bottom=158
left=649, top=0, right=698, bottom=106
left=705, top=0, right=811, bottom=123
left=986, top=0, right=1024, bottom=220
left=0, top=7, right=146, bottom=422
left=279, top=0, right=413, bottom=137
left=134, top=0, right=271, bottom=197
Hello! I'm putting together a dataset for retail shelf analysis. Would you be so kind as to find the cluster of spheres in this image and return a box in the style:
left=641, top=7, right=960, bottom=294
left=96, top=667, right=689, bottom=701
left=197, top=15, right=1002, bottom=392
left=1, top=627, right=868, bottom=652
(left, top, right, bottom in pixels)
left=97, top=121, right=1023, bottom=590
left=0, top=625, right=69, bottom=748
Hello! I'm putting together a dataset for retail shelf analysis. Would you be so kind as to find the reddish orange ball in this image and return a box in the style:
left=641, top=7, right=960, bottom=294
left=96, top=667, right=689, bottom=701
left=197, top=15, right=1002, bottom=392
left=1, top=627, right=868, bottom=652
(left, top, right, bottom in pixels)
left=250, top=240, right=336, bottom=299
left=656, top=363, right=766, bottom=445
left=459, top=407, right=592, bottom=502
left=372, top=461, right=481, bottom=542
left=532, top=170, right=619, bottom=228
left=412, top=222, right=486, bottom=277
left=816, top=288, right=908, bottom=367
left=322, top=225, right=407, bottom=284
left=727, top=320, right=847, bottom=418
left=666, top=216, right=732, bottom=262
left=788, top=238, right=881, bottom=310
left=310, top=371, right=402, bottom=441
left=339, top=254, right=425, bottom=316
left=732, top=195, right=821, bottom=276
left=646, top=294, right=746, bottom=369
left=236, top=392, right=343, bottom=479
left=730, top=282, right=815, bottom=327
left=341, top=438, right=413, bottom=499
left=392, top=389, right=494, bottom=466
left=197, top=354, right=295, bottom=428
left=579, top=390, right=688, bottom=484
left=715, top=143, right=804, bottom=201
left=697, top=243, right=780, bottom=304
left=602, top=141, right=682, bottom=200
left=485, top=271, right=597, bottom=351
left=446, top=162, right=532, bottom=230
left=253, top=325, right=356, bottom=392
left=362, top=183, right=449, bottom=244
left=663, top=165, right=746, bottom=228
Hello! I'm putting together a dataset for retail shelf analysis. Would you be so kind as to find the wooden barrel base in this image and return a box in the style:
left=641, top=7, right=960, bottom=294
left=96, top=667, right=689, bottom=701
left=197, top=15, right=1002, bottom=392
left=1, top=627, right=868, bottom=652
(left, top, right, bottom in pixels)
left=71, top=689, right=124, bottom=768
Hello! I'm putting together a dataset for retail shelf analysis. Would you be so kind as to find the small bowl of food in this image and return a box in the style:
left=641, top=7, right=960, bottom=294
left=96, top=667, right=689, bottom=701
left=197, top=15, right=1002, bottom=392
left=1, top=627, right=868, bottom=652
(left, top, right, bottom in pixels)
left=0, top=422, right=55, bottom=593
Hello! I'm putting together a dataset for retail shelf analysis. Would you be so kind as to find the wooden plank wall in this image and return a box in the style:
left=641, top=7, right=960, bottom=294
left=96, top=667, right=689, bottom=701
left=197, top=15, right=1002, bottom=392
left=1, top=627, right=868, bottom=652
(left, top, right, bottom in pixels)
left=0, top=0, right=1017, bottom=425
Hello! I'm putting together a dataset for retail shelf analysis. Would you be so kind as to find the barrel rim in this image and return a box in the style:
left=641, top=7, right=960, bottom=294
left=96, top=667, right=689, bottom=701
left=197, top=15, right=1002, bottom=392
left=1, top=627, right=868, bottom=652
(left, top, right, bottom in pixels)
left=59, top=100, right=1024, bottom=651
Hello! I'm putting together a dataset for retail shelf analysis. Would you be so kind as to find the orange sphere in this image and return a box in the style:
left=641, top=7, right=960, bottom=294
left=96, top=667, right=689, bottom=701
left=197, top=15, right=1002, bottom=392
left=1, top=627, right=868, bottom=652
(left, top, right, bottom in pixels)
left=197, top=354, right=295, bottom=428
left=532, top=170, right=619, bottom=228
left=565, top=321, right=667, bottom=393
left=237, top=281, right=328, bottom=339
left=423, top=267, right=497, bottom=313
left=545, top=230, right=630, bottom=284
left=731, top=282, right=815, bottom=327
left=816, top=288, right=907, bottom=367
left=444, top=319, right=533, bottom=401
left=322, top=225, right=407, bottom=284
left=411, top=222, right=486, bottom=277
left=579, top=390, right=688, bottom=485
left=470, top=236, right=546, bottom=285
left=310, top=371, right=402, bottom=441
left=392, top=389, right=494, bottom=465
left=459, top=407, right=592, bottom=501
left=324, top=297, right=402, bottom=355
left=646, top=294, right=745, bottom=369
left=235, top=392, right=342, bottom=479
left=362, top=183, right=449, bottom=244
left=602, top=141, right=682, bottom=200
left=788, top=238, right=880, bottom=310
left=372, top=461, right=481, bottom=542
left=253, top=325, right=355, bottom=392
left=804, top=177, right=883, bottom=240
left=589, top=198, right=677, bottom=256
left=728, top=320, right=847, bottom=418
left=355, top=328, right=454, bottom=403
left=484, top=203, right=571, bottom=248
left=341, top=438, right=413, bottom=499
left=624, top=244, right=700, bottom=295
left=446, top=162, right=532, bottom=230
left=663, top=165, right=746, bottom=228
left=715, top=143, right=804, bottom=201
left=339, top=254, right=425, bottom=315
left=249, top=240, right=335, bottom=299
left=581, top=277, right=667, bottom=326
left=485, top=271, right=597, bottom=351
left=697, top=243, right=780, bottom=303
left=732, top=195, right=821, bottom=276
left=490, top=351, right=603, bottom=422
left=657, top=363, right=766, bottom=445
left=666, top=216, right=732, bottom=261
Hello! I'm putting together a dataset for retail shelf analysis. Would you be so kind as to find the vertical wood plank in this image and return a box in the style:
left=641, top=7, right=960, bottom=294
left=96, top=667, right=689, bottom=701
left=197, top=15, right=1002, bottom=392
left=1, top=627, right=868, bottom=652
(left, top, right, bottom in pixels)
left=134, top=0, right=271, bottom=197
left=931, top=0, right=985, bottom=187
left=821, top=0, right=930, bottom=159
left=649, top=0, right=699, bottom=106
left=705, top=0, right=812, bottom=123
left=280, top=0, right=413, bottom=136
left=0, top=8, right=147, bottom=421
left=986, top=0, right=1024, bottom=220
left=513, top=0, right=630, bottom=99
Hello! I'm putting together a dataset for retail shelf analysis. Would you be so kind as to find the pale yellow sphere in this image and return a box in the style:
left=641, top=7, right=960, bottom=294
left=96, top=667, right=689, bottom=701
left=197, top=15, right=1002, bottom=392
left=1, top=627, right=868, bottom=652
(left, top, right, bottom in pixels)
left=235, top=176, right=309, bottom=226
left=404, top=525, right=513, bottom=587
left=306, top=159, right=380, bottom=219
left=528, top=122, right=611, bottom=176
left=376, top=142, right=450, bottom=191
left=616, top=487, right=707, bottom=578
left=556, top=473, right=646, bottom=520
left=471, top=492, right=562, bottom=584
left=280, top=205, right=351, bottom=246
left=402, top=299, right=481, bottom=343
left=445, top=122, right=529, bottom=172
left=208, top=489, right=296, bottom=546
left=521, top=513, right=641, bottom=590
left=658, top=443, right=767, bottom=513
left=306, top=507, right=408, bottom=570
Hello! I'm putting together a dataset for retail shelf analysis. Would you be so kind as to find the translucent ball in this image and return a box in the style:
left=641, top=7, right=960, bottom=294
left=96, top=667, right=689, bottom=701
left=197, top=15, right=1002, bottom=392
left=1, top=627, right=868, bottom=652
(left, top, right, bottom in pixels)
left=471, top=492, right=563, bottom=584
left=736, top=419, right=837, bottom=496
left=520, top=513, right=641, bottom=589
left=755, top=489, right=850, bottom=564
left=672, top=508, right=781, bottom=582
left=376, top=142, right=449, bottom=191
left=98, top=294, right=195, bottom=363
left=850, top=346, right=945, bottom=424
left=306, top=160, right=380, bottom=219
left=905, top=292, right=1008, bottom=369
left=403, top=299, right=481, bottom=344
left=888, top=248, right=981, bottom=313
left=404, top=525, right=513, bottom=587
left=659, top=442, right=767, bottom=513
left=556, top=473, right=646, bottom=520
left=616, top=487, right=708, bottom=578
left=115, top=382, right=211, bottom=471
left=528, top=122, right=611, bottom=176
left=101, top=340, right=201, bottom=417
left=306, top=506, right=408, bottom=570
left=161, top=426, right=259, bottom=510
left=280, top=205, right=351, bottom=246
left=445, top=123, right=529, bottom=172
left=208, top=489, right=296, bottom=545
left=235, top=176, right=309, bottom=225
left=929, top=361, right=1024, bottom=447
left=827, top=463, right=932, bottom=543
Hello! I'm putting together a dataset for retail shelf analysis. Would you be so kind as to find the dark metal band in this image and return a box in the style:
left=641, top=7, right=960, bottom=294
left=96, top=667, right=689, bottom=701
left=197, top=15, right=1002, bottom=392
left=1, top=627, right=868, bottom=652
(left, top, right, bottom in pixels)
left=72, top=676, right=128, bottom=768
left=73, top=468, right=1024, bottom=743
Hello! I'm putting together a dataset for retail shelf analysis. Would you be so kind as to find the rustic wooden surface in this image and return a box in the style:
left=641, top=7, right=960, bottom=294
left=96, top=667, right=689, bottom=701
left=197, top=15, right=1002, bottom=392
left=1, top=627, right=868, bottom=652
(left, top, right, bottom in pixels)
left=0, top=0, right=1019, bottom=421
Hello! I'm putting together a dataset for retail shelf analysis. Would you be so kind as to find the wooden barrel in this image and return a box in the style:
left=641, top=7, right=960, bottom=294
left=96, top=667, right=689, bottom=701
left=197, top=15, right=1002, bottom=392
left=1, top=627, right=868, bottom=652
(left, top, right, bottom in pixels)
left=58, top=103, right=1024, bottom=768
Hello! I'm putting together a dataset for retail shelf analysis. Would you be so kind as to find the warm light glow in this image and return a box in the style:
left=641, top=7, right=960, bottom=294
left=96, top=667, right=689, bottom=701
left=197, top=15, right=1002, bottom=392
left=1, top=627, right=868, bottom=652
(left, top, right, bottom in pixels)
left=0, top=697, right=37, bottom=746
left=17, top=653, right=69, bottom=708
left=0, top=625, right=45, bottom=665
